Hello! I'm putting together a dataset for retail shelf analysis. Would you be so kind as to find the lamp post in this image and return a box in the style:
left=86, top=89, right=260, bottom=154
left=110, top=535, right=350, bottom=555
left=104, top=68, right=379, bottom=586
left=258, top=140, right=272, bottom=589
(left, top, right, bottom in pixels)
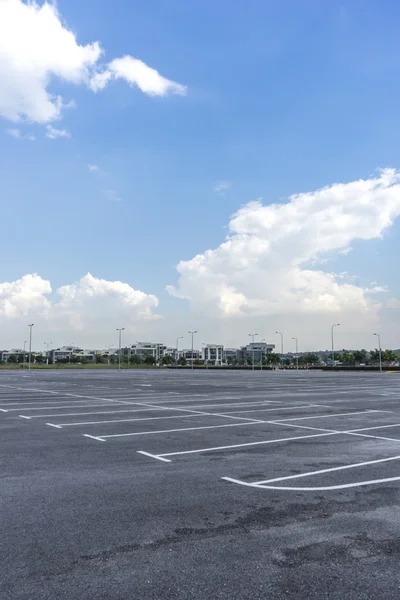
left=44, top=341, right=52, bottom=365
left=23, top=340, right=27, bottom=370
left=260, top=338, right=266, bottom=371
left=248, top=333, right=258, bottom=370
left=292, top=337, right=299, bottom=370
left=116, top=328, right=125, bottom=369
left=373, top=333, right=382, bottom=373
left=276, top=331, right=284, bottom=367
left=188, top=331, right=197, bottom=370
left=28, top=324, right=34, bottom=370
left=176, top=336, right=183, bottom=367
left=331, top=323, right=340, bottom=368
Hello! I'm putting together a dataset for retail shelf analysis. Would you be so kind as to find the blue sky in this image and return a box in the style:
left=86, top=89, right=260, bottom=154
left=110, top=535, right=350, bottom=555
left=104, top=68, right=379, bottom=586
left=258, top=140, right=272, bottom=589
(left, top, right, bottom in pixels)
left=1, top=0, right=400, bottom=349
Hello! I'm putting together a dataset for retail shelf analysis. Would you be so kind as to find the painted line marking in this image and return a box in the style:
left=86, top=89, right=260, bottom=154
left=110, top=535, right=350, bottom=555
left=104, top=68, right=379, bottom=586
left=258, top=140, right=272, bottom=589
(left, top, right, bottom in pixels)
left=137, top=451, right=171, bottom=463
left=252, top=454, right=400, bottom=485
left=0, top=409, right=8, bottom=412
left=83, top=434, right=106, bottom=442
left=19, top=415, right=31, bottom=419
left=221, top=475, right=400, bottom=491
left=97, top=420, right=266, bottom=439
left=270, top=410, right=380, bottom=423
left=158, top=431, right=340, bottom=458
left=46, top=423, right=62, bottom=429
left=4, top=402, right=133, bottom=412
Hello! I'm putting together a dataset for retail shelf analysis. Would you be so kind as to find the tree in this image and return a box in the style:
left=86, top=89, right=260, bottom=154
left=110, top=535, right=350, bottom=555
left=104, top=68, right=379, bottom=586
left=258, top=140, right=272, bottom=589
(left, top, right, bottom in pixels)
left=96, top=355, right=105, bottom=364
left=162, top=354, right=175, bottom=365
left=130, top=354, right=142, bottom=365
left=266, top=352, right=282, bottom=365
left=144, top=355, right=156, bottom=365
left=369, top=349, right=380, bottom=362
left=7, top=355, right=17, bottom=364
left=341, top=350, right=355, bottom=365
left=353, top=349, right=368, bottom=364
left=382, top=349, right=398, bottom=362
left=178, top=355, right=187, bottom=366
left=299, top=353, right=319, bottom=365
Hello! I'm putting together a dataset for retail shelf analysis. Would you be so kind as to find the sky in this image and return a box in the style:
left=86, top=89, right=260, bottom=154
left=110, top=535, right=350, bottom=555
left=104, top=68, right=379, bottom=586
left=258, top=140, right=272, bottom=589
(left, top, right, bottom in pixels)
left=1, top=0, right=400, bottom=352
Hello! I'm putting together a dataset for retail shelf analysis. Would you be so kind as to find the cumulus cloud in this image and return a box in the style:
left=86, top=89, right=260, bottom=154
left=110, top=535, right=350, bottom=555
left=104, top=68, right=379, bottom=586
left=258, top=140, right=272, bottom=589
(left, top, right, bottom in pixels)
left=167, top=169, right=400, bottom=318
left=0, top=0, right=186, bottom=126
left=0, top=272, right=159, bottom=338
left=6, top=127, right=35, bottom=140
left=88, top=163, right=99, bottom=172
left=45, top=125, right=70, bottom=139
left=0, top=273, right=52, bottom=318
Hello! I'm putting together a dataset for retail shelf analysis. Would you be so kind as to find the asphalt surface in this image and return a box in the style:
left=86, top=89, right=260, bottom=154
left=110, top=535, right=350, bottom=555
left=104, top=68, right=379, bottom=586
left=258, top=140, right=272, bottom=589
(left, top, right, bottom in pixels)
left=1, top=368, right=400, bottom=599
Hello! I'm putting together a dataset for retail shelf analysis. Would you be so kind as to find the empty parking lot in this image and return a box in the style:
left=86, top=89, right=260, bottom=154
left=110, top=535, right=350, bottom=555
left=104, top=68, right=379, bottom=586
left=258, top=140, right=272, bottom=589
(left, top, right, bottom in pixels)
left=1, top=368, right=400, bottom=599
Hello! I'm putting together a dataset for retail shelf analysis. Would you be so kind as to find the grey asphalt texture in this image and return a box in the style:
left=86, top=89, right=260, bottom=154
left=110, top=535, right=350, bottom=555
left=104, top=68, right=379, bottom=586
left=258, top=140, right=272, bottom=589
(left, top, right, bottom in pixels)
left=1, top=368, right=400, bottom=600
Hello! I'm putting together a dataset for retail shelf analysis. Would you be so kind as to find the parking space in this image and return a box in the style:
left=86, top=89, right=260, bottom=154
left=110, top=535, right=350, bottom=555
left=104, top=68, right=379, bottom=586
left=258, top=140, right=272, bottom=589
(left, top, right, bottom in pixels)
left=2, top=368, right=400, bottom=600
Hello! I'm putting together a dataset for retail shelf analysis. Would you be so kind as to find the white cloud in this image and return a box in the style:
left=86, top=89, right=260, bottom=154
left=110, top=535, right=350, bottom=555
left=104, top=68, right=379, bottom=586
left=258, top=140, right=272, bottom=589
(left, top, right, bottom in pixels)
left=213, top=181, right=232, bottom=195
left=45, top=125, right=70, bottom=139
left=0, top=0, right=186, bottom=126
left=0, top=272, right=159, bottom=342
left=0, top=273, right=52, bottom=318
left=88, top=163, right=99, bottom=172
left=102, top=189, right=122, bottom=202
left=6, top=127, right=35, bottom=140
left=168, top=169, right=400, bottom=319
left=54, top=273, right=159, bottom=330
left=90, top=56, right=187, bottom=96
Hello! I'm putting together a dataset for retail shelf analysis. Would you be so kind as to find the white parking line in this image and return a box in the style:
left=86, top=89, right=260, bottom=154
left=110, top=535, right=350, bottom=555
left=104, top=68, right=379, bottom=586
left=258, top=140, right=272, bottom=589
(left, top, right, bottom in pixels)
left=5, top=402, right=134, bottom=412
left=137, top=451, right=171, bottom=463
left=271, top=409, right=380, bottom=423
left=222, top=455, right=400, bottom=491
left=142, top=431, right=341, bottom=460
left=90, top=420, right=266, bottom=439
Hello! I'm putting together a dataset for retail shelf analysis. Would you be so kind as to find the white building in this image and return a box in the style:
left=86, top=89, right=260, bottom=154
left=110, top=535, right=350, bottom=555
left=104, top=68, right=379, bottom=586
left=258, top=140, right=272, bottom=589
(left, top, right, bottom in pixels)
left=128, top=342, right=166, bottom=362
left=202, top=344, right=224, bottom=365
left=50, top=346, right=96, bottom=362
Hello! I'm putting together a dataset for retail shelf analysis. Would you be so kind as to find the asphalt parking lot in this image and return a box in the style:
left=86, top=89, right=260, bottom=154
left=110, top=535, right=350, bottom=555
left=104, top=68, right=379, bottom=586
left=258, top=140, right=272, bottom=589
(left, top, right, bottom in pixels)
left=1, top=368, right=400, bottom=600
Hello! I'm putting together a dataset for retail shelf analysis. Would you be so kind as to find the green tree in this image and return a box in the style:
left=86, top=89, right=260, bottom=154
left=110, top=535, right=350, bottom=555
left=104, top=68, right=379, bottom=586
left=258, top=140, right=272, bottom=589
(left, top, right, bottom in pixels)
left=353, top=349, right=368, bottom=364
left=7, top=355, right=17, bottom=364
left=144, top=355, right=156, bottom=365
left=299, top=353, right=319, bottom=365
left=382, top=349, right=398, bottom=362
left=178, top=355, right=187, bottom=366
left=96, top=355, right=105, bottom=364
left=130, top=354, right=142, bottom=365
left=266, top=353, right=281, bottom=365
left=162, top=354, right=175, bottom=365
left=341, top=350, right=355, bottom=365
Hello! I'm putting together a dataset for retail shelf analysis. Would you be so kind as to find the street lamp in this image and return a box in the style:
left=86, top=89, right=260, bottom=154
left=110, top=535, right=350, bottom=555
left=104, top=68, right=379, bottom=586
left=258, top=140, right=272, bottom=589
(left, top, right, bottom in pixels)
left=188, top=331, right=197, bottom=370
left=116, top=328, right=125, bottom=369
left=373, top=333, right=382, bottom=373
left=176, top=336, right=183, bottom=367
left=248, top=333, right=258, bottom=370
left=292, top=337, right=299, bottom=370
left=331, top=323, right=340, bottom=368
left=44, top=341, right=52, bottom=365
left=28, top=324, right=34, bottom=370
left=260, top=338, right=266, bottom=371
left=23, top=340, right=27, bottom=370
left=276, top=331, right=284, bottom=367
